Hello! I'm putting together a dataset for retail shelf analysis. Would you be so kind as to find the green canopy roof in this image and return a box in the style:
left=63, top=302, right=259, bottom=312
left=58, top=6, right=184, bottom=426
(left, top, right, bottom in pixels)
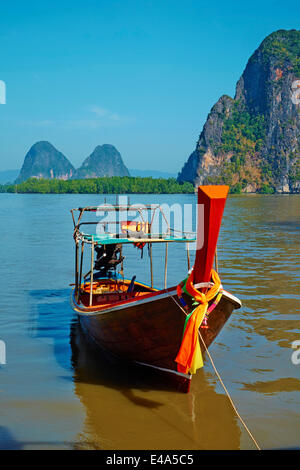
left=80, top=232, right=196, bottom=245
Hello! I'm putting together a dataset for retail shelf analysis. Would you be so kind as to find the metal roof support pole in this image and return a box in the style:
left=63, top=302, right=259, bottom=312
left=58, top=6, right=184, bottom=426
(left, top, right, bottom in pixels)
left=164, top=242, right=168, bottom=289
left=79, top=241, right=84, bottom=293
left=186, top=242, right=190, bottom=272
left=75, top=241, right=79, bottom=301
left=149, top=243, right=153, bottom=289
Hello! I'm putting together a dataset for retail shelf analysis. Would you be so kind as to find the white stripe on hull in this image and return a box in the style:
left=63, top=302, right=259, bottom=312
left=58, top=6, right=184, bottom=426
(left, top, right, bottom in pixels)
left=73, top=286, right=241, bottom=317
left=134, top=360, right=191, bottom=380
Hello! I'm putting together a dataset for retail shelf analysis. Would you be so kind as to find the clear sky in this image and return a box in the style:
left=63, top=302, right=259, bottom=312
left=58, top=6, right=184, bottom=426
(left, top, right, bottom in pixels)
left=0, top=0, right=299, bottom=173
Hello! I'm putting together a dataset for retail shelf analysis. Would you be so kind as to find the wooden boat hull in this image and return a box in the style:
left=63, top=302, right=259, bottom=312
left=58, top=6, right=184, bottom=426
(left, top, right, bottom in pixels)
left=70, top=185, right=240, bottom=393
left=72, top=286, right=240, bottom=393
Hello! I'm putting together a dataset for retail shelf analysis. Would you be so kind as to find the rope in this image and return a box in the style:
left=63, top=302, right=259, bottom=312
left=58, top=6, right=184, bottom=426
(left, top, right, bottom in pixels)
left=171, top=295, right=261, bottom=450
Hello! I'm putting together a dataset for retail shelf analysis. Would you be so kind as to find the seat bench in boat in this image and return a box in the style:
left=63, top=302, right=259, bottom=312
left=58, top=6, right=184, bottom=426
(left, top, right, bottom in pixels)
left=79, top=278, right=156, bottom=308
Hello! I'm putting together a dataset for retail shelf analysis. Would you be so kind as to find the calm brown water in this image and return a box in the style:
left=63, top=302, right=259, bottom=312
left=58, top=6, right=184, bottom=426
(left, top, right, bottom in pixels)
left=0, top=193, right=299, bottom=450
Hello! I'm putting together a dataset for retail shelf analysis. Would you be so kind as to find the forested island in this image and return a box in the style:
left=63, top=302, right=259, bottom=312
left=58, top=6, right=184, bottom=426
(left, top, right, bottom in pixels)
left=0, top=175, right=284, bottom=194
left=0, top=176, right=194, bottom=194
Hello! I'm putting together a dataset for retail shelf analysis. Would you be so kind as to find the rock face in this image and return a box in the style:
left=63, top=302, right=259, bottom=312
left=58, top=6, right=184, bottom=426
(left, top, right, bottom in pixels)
left=74, top=144, right=130, bottom=179
left=16, top=141, right=75, bottom=183
left=15, top=142, right=130, bottom=183
left=178, top=30, right=300, bottom=193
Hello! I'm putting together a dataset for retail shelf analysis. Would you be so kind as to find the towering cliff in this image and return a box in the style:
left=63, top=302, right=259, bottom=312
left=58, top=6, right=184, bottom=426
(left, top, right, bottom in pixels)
left=178, top=30, right=300, bottom=193
left=74, top=144, right=130, bottom=179
left=16, top=141, right=75, bottom=183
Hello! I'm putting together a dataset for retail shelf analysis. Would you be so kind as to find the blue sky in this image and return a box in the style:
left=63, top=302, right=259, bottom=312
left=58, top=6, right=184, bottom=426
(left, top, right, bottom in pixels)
left=0, top=0, right=299, bottom=173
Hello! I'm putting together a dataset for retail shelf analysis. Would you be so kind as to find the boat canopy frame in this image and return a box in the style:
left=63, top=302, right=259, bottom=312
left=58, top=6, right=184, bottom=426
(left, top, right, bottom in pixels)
left=71, top=204, right=196, bottom=305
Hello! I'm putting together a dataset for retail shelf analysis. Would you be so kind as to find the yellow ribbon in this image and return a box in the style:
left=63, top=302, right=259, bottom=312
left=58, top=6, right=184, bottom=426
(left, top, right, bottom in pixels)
left=175, top=269, right=221, bottom=374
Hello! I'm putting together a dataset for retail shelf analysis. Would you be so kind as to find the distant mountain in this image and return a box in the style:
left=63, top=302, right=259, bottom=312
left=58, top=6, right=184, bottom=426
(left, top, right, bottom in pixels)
left=129, top=169, right=177, bottom=179
left=16, top=141, right=75, bottom=183
left=178, top=29, right=300, bottom=193
left=9, top=143, right=176, bottom=185
left=0, top=166, right=176, bottom=184
left=73, top=144, right=130, bottom=179
left=0, top=169, right=19, bottom=184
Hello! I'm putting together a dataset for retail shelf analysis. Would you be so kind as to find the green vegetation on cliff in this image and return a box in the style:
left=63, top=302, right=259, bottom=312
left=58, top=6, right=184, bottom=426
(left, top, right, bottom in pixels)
left=258, top=29, right=300, bottom=74
left=0, top=176, right=194, bottom=194
left=217, top=102, right=266, bottom=156
left=178, top=29, right=300, bottom=193
left=207, top=102, right=268, bottom=192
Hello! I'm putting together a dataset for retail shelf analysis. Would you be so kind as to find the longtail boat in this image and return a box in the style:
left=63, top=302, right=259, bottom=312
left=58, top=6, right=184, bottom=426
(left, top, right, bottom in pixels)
left=70, top=185, right=241, bottom=393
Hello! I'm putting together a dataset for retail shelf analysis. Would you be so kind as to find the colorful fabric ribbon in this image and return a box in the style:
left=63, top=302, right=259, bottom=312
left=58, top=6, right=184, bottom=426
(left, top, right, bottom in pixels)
left=175, top=269, right=222, bottom=375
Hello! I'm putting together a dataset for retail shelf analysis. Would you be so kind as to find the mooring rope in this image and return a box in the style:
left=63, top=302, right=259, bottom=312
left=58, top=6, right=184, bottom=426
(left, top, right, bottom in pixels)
left=171, top=295, right=261, bottom=450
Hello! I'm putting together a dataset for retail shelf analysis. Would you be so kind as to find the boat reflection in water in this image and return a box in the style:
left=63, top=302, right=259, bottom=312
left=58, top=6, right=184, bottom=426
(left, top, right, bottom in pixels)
left=70, top=319, right=241, bottom=450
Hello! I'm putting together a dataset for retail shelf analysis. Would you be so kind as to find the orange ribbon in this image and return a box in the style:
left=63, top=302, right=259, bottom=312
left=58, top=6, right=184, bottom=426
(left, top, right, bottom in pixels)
left=175, top=269, right=221, bottom=374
